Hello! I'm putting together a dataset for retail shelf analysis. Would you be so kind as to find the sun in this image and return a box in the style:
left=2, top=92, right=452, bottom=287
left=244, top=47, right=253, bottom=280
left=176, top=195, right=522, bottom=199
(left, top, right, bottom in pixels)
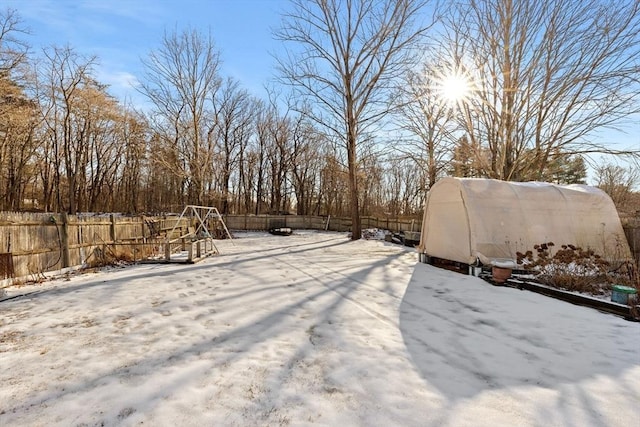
left=433, top=68, right=475, bottom=107
left=440, top=74, right=471, bottom=103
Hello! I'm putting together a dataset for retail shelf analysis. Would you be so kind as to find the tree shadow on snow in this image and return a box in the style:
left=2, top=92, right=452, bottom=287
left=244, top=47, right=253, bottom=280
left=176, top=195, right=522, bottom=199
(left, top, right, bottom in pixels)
left=3, top=233, right=411, bottom=424
left=399, top=263, right=640, bottom=402
left=0, top=234, right=353, bottom=306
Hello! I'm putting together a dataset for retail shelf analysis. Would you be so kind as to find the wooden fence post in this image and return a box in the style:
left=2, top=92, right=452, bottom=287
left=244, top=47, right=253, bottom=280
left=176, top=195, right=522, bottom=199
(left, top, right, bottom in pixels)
left=109, top=214, right=117, bottom=243
left=60, top=212, right=70, bottom=268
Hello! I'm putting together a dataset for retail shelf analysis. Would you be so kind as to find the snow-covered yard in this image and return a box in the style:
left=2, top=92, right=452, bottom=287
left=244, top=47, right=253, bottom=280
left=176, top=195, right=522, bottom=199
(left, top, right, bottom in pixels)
left=1, top=231, right=638, bottom=426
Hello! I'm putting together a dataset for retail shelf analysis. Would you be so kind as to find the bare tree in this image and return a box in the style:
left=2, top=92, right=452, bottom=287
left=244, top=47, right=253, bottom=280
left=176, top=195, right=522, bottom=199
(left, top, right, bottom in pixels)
left=359, top=148, right=385, bottom=215
left=0, top=8, right=37, bottom=211
left=80, top=83, right=124, bottom=212
left=115, top=106, right=148, bottom=213
left=212, top=77, right=255, bottom=214
left=139, top=28, right=221, bottom=206
left=319, top=151, right=349, bottom=217
left=438, top=0, right=640, bottom=181
left=252, top=101, right=271, bottom=214
left=595, top=163, right=640, bottom=210
left=0, top=8, right=29, bottom=76
left=395, top=62, right=458, bottom=190
left=276, top=0, right=430, bottom=239
left=0, top=76, right=38, bottom=210
left=36, top=45, right=97, bottom=214
left=290, top=116, right=325, bottom=215
left=266, top=112, right=293, bottom=214
left=250, top=96, right=296, bottom=215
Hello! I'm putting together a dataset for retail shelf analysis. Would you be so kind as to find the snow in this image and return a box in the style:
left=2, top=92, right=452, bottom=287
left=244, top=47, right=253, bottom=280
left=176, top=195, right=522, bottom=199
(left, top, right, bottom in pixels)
left=491, top=258, right=517, bottom=269
left=1, top=231, right=638, bottom=426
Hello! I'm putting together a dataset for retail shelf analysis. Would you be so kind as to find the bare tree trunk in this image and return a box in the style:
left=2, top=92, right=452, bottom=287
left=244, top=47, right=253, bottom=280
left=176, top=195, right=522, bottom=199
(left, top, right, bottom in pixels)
left=346, top=115, right=361, bottom=238
left=276, top=0, right=430, bottom=240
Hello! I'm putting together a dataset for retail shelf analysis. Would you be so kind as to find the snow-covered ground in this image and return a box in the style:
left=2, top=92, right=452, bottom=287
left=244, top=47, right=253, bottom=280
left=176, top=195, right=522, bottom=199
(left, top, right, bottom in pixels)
left=1, top=231, right=638, bottom=426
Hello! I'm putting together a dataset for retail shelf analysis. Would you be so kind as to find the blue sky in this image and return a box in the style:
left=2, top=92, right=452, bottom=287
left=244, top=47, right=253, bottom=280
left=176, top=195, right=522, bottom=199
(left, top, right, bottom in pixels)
left=5, top=0, right=286, bottom=103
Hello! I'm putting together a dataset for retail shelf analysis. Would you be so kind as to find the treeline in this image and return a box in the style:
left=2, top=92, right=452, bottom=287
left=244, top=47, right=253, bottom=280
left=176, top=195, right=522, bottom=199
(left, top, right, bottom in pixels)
left=1, top=1, right=638, bottom=220
left=0, top=69, right=426, bottom=216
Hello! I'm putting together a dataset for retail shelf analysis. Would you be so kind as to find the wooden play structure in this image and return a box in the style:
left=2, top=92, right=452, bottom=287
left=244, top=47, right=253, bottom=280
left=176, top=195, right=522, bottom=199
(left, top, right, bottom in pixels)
left=159, top=205, right=232, bottom=263
left=158, top=205, right=232, bottom=263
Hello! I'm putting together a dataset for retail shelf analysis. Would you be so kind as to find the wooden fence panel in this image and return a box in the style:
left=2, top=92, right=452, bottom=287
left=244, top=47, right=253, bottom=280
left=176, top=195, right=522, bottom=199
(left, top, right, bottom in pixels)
left=0, top=213, right=190, bottom=282
left=0, top=213, right=64, bottom=278
left=69, top=216, right=111, bottom=268
left=221, top=214, right=420, bottom=233
left=114, top=217, right=142, bottom=241
left=223, top=215, right=324, bottom=231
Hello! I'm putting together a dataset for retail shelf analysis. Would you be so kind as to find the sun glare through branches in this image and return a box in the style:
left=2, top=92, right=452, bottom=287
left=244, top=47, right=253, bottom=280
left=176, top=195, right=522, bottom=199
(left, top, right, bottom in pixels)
left=433, top=67, right=475, bottom=108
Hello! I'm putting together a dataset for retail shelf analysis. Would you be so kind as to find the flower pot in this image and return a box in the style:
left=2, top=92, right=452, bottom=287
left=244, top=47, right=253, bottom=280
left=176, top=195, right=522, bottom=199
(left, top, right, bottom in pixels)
left=492, top=266, right=512, bottom=283
left=611, top=285, right=637, bottom=305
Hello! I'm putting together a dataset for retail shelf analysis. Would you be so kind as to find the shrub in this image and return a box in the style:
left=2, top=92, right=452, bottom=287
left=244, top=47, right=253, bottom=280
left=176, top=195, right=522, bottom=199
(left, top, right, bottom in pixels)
left=517, top=242, right=639, bottom=296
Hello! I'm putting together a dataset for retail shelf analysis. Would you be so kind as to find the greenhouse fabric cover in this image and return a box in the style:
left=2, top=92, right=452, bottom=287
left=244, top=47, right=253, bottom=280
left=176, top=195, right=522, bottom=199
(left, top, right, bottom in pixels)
left=418, top=177, right=631, bottom=265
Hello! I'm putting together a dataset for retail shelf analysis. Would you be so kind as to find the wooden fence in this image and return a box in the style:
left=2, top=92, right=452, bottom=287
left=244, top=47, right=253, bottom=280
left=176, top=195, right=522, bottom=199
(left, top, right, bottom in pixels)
left=221, top=214, right=422, bottom=233
left=1, top=211, right=637, bottom=287
left=0, top=213, right=419, bottom=286
left=0, top=213, right=191, bottom=283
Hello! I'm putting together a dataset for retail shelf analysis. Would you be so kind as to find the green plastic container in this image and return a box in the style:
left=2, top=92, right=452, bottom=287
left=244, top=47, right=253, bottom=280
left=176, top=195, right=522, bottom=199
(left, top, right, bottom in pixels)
left=611, top=285, right=637, bottom=305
